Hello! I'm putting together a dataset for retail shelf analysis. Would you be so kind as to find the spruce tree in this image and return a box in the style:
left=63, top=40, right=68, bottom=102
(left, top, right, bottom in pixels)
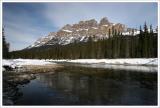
left=2, top=27, right=9, bottom=58
left=143, top=22, right=149, bottom=57
left=108, top=29, right=111, bottom=38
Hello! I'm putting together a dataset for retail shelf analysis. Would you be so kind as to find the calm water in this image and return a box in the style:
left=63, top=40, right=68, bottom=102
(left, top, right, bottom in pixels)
left=13, top=64, right=157, bottom=105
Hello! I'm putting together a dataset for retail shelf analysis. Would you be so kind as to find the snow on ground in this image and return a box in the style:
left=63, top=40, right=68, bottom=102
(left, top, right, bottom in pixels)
left=62, top=29, right=73, bottom=33
left=49, top=58, right=157, bottom=66
left=49, top=58, right=157, bottom=72
left=3, top=59, right=54, bottom=69
left=3, top=58, right=157, bottom=72
left=74, top=63, right=157, bottom=72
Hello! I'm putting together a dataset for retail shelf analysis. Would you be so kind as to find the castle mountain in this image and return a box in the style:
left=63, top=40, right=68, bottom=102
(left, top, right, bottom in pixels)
left=27, top=17, right=139, bottom=49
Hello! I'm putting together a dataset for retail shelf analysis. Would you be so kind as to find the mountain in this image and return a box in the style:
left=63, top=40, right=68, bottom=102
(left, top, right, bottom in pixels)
left=27, top=17, right=140, bottom=49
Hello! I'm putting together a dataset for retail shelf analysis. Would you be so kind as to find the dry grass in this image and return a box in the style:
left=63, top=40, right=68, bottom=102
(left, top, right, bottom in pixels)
left=21, top=64, right=63, bottom=74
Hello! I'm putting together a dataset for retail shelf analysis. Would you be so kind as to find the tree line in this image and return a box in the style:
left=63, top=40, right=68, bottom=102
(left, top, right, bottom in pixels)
left=9, top=23, right=157, bottom=59
left=2, top=27, right=10, bottom=59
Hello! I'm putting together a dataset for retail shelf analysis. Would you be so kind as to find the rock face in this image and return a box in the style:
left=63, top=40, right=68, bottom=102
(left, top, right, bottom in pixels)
left=27, top=17, right=139, bottom=49
left=27, top=32, right=56, bottom=48
left=57, top=17, right=127, bottom=37
left=99, top=17, right=110, bottom=26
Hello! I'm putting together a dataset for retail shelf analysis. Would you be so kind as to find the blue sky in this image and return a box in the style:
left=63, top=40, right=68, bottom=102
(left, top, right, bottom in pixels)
left=3, top=2, right=158, bottom=51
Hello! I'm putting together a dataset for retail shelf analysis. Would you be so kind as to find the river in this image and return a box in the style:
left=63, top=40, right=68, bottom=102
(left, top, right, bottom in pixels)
left=4, top=63, right=157, bottom=105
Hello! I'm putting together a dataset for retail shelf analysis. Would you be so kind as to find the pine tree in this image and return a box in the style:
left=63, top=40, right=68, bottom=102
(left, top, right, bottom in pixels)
left=144, top=22, right=148, bottom=33
left=143, top=22, right=149, bottom=57
left=156, top=26, right=158, bottom=33
left=2, top=27, right=10, bottom=58
left=108, top=29, right=111, bottom=38
left=139, top=25, right=143, bottom=57
left=149, top=25, right=153, bottom=57
left=150, top=25, right=153, bottom=33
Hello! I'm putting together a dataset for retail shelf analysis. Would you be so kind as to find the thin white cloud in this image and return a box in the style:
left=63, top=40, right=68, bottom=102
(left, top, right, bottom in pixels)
left=43, top=3, right=157, bottom=29
left=43, top=3, right=106, bottom=28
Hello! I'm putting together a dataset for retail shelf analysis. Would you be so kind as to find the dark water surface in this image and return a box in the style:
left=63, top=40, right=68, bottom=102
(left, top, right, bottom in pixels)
left=13, top=64, right=157, bottom=105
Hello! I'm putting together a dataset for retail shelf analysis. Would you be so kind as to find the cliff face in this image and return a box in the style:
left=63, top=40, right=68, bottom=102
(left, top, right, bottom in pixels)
left=57, top=17, right=127, bottom=37
left=27, top=17, right=138, bottom=49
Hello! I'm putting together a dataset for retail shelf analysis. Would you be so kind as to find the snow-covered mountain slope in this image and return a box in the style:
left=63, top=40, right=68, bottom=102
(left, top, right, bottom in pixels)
left=27, top=32, right=56, bottom=48
left=26, top=17, right=157, bottom=49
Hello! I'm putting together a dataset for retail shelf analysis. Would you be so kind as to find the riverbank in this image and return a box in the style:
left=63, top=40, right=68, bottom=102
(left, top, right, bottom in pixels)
left=49, top=58, right=158, bottom=72
left=2, top=59, right=63, bottom=105
left=49, top=58, right=158, bottom=66
left=2, top=59, right=63, bottom=73
left=3, top=58, right=157, bottom=68
left=3, top=58, right=157, bottom=73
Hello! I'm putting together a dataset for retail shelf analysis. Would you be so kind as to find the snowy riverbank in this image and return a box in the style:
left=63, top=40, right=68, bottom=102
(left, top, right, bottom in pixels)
left=3, top=59, right=54, bottom=68
left=48, top=58, right=158, bottom=72
left=2, top=59, right=62, bottom=105
left=2, top=59, right=58, bottom=72
left=3, top=58, right=157, bottom=67
left=49, top=58, right=158, bottom=66
left=2, top=58, right=158, bottom=72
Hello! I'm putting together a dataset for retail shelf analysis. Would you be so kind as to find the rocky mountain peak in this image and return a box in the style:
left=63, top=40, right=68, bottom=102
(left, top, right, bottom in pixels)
left=113, top=23, right=126, bottom=32
left=62, top=24, right=72, bottom=30
left=56, top=17, right=133, bottom=38
left=48, top=32, right=56, bottom=36
left=77, top=19, right=98, bottom=28
left=99, top=17, right=110, bottom=26
left=27, top=17, right=141, bottom=49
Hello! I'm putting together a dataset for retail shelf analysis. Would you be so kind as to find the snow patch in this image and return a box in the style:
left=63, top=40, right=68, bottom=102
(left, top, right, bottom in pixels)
left=102, top=25, right=108, bottom=27
left=79, top=64, right=157, bottom=72
left=92, top=27, right=98, bottom=29
left=62, top=29, right=73, bottom=33
left=3, top=59, right=55, bottom=70
left=50, top=58, right=157, bottom=66
left=80, top=36, right=86, bottom=41
left=49, top=58, right=157, bottom=72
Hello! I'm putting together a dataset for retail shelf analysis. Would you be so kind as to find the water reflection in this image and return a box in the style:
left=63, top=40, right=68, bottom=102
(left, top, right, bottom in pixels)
left=58, top=62, right=158, bottom=72
left=35, top=66, right=157, bottom=105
